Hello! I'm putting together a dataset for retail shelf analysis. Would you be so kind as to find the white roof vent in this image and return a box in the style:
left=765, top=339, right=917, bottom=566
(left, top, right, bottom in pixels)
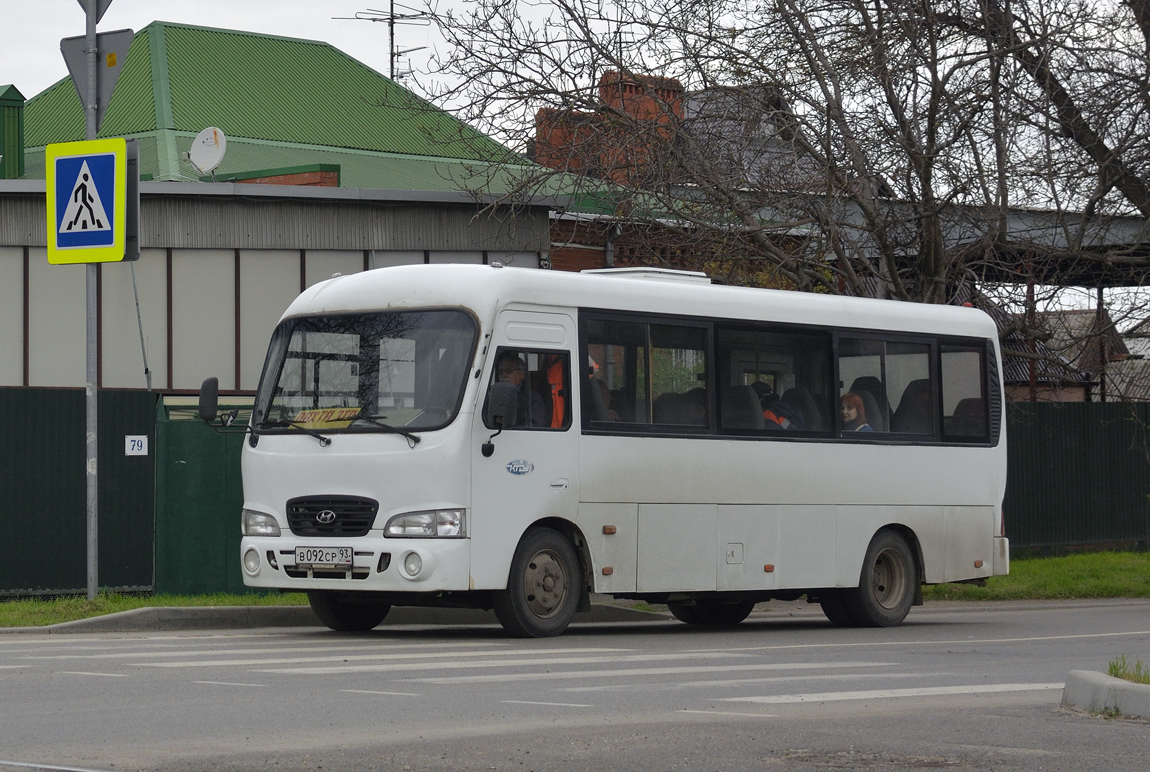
left=581, top=267, right=711, bottom=284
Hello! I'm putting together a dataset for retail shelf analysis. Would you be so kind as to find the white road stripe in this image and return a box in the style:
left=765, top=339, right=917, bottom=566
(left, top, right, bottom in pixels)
left=0, top=666, right=27, bottom=670
left=0, top=759, right=117, bottom=772
left=502, top=700, right=594, bottom=708
left=340, top=689, right=421, bottom=697
left=401, top=661, right=896, bottom=684
left=719, top=683, right=1065, bottom=704
left=56, top=671, right=127, bottom=678
left=192, top=681, right=266, bottom=687
left=680, top=710, right=778, bottom=718
left=25, top=641, right=505, bottom=660
left=255, top=651, right=773, bottom=676
left=562, top=671, right=942, bottom=692
left=139, top=646, right=632, bottom=669
left=691, top=629, right=1150, bottom=654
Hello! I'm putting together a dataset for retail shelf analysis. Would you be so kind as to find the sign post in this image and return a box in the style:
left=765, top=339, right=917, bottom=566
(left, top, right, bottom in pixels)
left=48, top=0, right=135, bottom=600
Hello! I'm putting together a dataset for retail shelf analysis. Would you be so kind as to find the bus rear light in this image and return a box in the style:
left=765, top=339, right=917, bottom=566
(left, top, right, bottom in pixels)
left=999, top=506, right=1006, bottom=537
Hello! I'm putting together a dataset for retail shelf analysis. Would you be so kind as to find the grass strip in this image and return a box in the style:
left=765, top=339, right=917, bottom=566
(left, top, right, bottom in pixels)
left=922, top=550, right=1150, bottom=601
left=1108, top=654, right=1150, bottom=685
left=0, top=592, right=307, bottom=628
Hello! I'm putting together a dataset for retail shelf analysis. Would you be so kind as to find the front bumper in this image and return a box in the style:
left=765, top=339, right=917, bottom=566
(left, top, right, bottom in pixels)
left=240, top=534, right=472, bottom=592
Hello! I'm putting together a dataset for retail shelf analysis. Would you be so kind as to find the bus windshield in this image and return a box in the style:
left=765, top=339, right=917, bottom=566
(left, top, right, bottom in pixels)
left=252, top=309, right=477, bottom=434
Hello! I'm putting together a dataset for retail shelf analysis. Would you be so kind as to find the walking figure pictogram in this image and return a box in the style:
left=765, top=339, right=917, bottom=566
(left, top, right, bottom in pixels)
left=59, top=159, right=110, bottom=235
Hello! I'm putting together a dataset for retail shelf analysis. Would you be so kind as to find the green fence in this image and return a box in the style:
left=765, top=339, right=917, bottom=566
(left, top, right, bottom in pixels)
left=1005, top=402, right=1150, bottom=549
left=154, top=418, right=247, bottom=594
left=0, top=388, right=159, bottom=595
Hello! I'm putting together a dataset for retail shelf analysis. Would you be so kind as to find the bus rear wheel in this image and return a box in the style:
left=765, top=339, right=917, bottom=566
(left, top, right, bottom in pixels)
left=668, top=600, right=755, bottom=626
left=307, top=591, right=390, bottom=632
left=841, top=530, right=916, bottom=627
left=493, top=527, right=581, bottom=638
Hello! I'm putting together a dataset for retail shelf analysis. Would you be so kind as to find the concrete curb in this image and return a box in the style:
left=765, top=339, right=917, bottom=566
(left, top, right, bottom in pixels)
left=0, top=603, right=672, bottom=634
left=1061, top=670, right=1150, bottom=718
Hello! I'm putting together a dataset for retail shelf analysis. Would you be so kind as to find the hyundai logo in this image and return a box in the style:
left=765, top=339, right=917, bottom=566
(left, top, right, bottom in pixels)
left=315, top=510, right=338, bottom=524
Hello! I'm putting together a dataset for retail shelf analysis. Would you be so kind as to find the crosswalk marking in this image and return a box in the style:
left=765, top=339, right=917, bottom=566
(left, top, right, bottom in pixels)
left=340, top=689, right=421, bottom=696
left=26, top=641, right=511, bottom=661
left=502, top=700, right=594, bottom=708
left=561, top=671, right=940, bottom=692
left=192, top=681, right=266, bottom=687
left=402, top=661, right=896, bottom=685
left=680, top=710, right=778, bottom=718
left=137, top=646, right=632, bottom=669
left=254, top=651, right=768, bottom=676
left=0, top=759, right=117, bottom=772
left=57, top=671, right=128, bottom=678
left=718, top=683, right=1065, bottom=704
left=690, top=629, right=1150, bottom=655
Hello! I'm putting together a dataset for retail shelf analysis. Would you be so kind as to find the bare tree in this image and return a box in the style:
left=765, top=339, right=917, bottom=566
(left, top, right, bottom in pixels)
left=424, top=0, right=1150, bottom=361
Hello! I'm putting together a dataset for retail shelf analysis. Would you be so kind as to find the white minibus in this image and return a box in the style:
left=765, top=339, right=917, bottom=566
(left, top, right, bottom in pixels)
left=200, top=263, right=1008, bottom=637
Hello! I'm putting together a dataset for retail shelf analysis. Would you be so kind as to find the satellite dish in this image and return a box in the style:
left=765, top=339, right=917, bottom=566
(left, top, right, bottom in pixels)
left=188, top=127, right=227, bottom=177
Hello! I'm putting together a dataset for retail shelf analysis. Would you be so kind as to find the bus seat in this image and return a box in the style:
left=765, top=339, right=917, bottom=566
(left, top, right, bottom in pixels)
left=849, top=376, right=889, bottom=431
left=892, top=378, right=932, bottom=434
left=950, top=397, right=986, bottom=436
left=853, top=389, right=884, bottom=432
left=587, top=377, right=612, bottom=422
left=780, top=387, right=821, bottom=431
left=721, top=386, right=765, bottom=430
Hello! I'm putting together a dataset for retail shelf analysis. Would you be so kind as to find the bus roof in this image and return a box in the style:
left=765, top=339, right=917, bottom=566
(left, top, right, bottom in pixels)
left=284, top=264, right=998, bottom=339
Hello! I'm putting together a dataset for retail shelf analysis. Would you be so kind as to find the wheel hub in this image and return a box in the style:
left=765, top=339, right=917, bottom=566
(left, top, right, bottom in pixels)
left=524, top=550, right=567, bottom=618
left=871, top=548, right=908, bottom=609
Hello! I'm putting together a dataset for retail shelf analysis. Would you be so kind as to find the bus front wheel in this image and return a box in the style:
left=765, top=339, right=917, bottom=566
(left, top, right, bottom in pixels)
left=307, top=591, right=390, bottom=632
left=493, top=527, right=581, bottom=638
left=842, top=530, right=916, bottom=627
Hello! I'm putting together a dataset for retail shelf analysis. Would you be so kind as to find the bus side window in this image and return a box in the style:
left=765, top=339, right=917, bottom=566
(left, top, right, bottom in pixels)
left=941, top=344, right=988, bottom=440
left=838, top=338, right=934, bottom=435
left=483, top=348, right=571, bottom=431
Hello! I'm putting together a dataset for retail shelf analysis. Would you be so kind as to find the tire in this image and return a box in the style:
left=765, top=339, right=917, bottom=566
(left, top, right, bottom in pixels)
left=818, top=590, right=857, bottom=627
left=668, top=600, right=755, bottom=626
left=493, top=528, right=582, bottom=638
left=307, top=591, right=390, bottom=632
left=841, top=529, right=917, bottom=627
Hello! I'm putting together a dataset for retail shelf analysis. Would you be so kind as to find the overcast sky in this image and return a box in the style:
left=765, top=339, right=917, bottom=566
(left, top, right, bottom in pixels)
left=6, top=0, right=447, bottom=100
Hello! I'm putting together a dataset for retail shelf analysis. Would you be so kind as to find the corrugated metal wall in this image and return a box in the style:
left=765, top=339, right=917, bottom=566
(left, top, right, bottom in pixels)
left=0, top=388, right=158, bottom=595
left=0, top=191, right=550, bottom=252
left=1005, top=402, right=1150, bottom=548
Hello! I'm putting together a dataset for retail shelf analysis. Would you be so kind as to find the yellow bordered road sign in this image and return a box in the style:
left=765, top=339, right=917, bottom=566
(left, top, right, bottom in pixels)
left=46, top=137, right=127, bottom=264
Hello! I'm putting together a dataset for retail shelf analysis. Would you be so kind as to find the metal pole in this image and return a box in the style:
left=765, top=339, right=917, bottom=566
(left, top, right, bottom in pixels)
left=389, top=0, right=396, bottom=79
left=85, top=0, right=99, bottom=600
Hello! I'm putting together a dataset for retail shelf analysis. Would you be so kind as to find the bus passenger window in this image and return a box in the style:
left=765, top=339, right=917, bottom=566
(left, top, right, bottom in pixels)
left=483, top=349, right=571, bottom=431
left=650, top=325, right=708, bottom=426
left=715, top=326, right=832, bottom=434
left=942, top=344, right=988, bottom=440
left=838, top=338, right=934, bottom=435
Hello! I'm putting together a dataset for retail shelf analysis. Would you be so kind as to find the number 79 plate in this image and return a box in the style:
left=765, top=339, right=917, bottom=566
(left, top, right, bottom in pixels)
left=294, top=546, right=353, bottom=568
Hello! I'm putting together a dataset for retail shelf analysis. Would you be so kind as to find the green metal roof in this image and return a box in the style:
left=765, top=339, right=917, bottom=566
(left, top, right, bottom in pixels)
left=23, top=21, right=519, bottom=185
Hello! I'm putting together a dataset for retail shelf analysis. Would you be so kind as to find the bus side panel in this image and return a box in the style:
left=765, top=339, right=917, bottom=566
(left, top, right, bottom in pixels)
left=637, top=504, right=717, bottom=592
left=716, top=505, right=779, bottom=591
left=775, top=505, right=837, bottom=589
left=835, top=506, right=946, bottom=586
left=944, top=506, right=995, bottom=581
left=578, top=503, right=638, bottom=593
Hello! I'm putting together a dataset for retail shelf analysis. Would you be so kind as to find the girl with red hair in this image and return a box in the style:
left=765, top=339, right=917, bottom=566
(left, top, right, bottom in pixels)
left=841, top=392, right=873, bottom=432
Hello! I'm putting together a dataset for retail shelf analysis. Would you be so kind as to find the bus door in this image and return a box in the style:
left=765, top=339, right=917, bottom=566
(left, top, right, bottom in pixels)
left=469, top=310, right=578, bottom=590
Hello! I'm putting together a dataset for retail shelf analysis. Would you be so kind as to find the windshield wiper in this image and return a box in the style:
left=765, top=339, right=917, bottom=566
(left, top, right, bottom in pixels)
left=354, top=415, right=422, bottom=447
left=259, top=419, right=332, bottom=447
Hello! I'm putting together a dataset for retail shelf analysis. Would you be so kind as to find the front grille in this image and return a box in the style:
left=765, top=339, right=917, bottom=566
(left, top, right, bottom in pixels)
left=286, top=495, right=379, bottom=537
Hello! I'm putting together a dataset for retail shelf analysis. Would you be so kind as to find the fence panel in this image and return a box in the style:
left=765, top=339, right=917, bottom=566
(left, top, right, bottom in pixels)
left=154, top=419, right=247, bottom=594
left=1005, top=403, right=1150, bottom=548
left=0, top=388, right=158, bottom=595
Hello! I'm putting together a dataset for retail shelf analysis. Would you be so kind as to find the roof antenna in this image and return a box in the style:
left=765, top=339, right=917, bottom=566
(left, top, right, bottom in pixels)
left=334, top=2, right=431, bottom=81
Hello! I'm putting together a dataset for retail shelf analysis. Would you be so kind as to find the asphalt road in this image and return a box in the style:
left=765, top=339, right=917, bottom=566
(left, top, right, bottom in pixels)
left=1, top=599, right=1148, bottom=772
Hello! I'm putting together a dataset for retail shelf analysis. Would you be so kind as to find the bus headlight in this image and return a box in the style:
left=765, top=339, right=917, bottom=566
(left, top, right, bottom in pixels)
left=243, top=509, right=281, bottom=536
left=384, top=509, right=467, bottom=538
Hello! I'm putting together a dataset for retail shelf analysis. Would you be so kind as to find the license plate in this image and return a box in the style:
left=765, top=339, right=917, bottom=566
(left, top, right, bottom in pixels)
left=294, top=546, right=353, bottom=568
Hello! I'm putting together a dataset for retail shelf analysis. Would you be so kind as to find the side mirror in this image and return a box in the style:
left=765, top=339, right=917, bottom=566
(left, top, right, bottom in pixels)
left=199, top=377, right=219, bottom=422
left=485, top=381, right=519, bottom=429
left=482, top=381, right=519, bottom=457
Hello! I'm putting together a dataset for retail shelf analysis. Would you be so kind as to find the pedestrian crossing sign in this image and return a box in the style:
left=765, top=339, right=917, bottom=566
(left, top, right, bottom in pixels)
left=46, top=138, right=127, bottom=264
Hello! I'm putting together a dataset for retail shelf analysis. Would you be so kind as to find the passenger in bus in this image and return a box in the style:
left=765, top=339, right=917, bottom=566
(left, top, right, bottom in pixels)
left=841, top=392, right=874, bottom=432
left=497, top=353, right=547, bottom=427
